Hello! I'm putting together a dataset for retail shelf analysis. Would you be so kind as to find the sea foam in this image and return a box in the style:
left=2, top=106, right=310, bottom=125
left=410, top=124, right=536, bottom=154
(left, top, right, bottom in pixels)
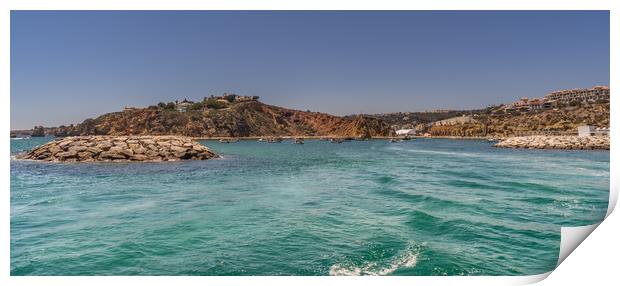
left=329, top=246, right=419, bottom=276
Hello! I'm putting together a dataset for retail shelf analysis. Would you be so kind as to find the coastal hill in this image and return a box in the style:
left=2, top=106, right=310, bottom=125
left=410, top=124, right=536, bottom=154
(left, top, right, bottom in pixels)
left=45, top=95, right=391, bottom=138
left=19, top=87, right=610, bottom=139
left=427, top=102, right=610, bottom=137
left=366, top=101, right=609, bottom=137
left=368, top=85, right=610, bottom=137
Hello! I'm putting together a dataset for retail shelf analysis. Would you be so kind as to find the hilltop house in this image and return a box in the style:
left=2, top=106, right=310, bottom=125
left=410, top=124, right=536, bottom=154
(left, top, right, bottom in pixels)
left=176, top=98, right=194, bottom=112
left=207, top=93, right=259, bottom=103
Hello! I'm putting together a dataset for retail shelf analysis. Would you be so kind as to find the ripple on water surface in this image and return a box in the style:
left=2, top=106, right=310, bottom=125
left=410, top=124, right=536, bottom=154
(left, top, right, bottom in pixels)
left=10, top=138, right=609, bottom=275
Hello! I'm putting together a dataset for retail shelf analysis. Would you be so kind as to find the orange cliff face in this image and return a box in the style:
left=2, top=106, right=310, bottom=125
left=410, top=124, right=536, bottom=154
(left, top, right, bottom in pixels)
left=46, top=100, right=392, bottom=138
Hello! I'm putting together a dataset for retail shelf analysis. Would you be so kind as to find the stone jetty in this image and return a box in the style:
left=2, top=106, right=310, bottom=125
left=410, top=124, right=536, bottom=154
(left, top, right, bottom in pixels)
left=16, top=136, right=218, bottom=162
left=494, top=135, right=609, bottom=150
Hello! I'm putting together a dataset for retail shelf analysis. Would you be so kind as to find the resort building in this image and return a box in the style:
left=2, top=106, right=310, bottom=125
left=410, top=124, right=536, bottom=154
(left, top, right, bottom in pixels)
left=544, top=86, right=610, bottom=104
left=505, top=86, right=609, bottom=112
left=506, top=97, right=557, bottom=112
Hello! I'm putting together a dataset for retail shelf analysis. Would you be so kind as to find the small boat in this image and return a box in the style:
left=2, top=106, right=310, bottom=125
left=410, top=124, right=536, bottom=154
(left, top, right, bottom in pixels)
left=401, top=136, right=414, bottom=141
left=258, top=138, right=265, bottom=142
left=330, top=138, right=344, bottom=144
left=319, top=137, right=329, bottom=141
left=293, top=138, right=304, bottom=144
left=267, top=137, right=283, bottom=143
left=390, top=138, right=402, bottom=143
left=219, top=138, right=238, bottom=143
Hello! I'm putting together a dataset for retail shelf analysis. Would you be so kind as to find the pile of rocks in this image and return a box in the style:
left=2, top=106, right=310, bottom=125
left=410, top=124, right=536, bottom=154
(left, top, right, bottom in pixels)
left=494, top=135, right=609, bottom=150
left=16, top=136, right=218, bottom=162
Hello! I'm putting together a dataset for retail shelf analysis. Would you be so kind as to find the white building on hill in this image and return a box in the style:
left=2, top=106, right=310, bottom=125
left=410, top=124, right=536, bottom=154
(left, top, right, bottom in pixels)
left=396, top=129, right=417, bottom=136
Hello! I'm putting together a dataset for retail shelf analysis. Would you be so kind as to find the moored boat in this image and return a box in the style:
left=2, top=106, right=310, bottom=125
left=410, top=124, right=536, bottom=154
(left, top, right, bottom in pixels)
left=267, top=137, right=283, bottom=143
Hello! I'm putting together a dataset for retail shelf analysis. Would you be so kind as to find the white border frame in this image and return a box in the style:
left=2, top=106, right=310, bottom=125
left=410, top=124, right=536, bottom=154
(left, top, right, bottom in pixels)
left=2, top=1, right=617, bottom=285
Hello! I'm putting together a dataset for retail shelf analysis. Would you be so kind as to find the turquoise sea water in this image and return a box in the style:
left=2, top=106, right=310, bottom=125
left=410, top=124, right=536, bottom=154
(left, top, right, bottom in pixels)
left=11, top=137, right=609, bottom=275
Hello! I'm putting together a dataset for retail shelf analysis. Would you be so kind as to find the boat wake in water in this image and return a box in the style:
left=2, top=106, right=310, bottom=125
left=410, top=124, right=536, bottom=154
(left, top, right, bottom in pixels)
left=329, top=244, right=420, bottom=276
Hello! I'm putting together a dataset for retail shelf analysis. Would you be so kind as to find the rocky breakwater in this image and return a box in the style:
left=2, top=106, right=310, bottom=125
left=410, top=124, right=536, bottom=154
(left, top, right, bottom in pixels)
left=494, top=135, right=609, bottom=150
left=16, top=136, right=218, bottom=162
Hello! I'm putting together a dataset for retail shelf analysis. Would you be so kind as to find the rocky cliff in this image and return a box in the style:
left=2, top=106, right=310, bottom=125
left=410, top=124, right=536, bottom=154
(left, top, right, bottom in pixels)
left=46, top=101, right=392, bottom=138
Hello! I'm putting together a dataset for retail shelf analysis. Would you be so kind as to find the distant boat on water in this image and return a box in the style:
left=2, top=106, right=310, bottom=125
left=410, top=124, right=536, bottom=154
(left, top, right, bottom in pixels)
left=267, top=137, right=283, bottom=143
left=10, top=133, right=31, bottom=140
left=293, top=138, right=304, bottom=144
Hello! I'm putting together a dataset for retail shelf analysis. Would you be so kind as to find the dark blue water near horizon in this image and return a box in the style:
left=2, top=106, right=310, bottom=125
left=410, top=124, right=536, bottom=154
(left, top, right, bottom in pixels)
left=10, top=137, right=609, bottom=275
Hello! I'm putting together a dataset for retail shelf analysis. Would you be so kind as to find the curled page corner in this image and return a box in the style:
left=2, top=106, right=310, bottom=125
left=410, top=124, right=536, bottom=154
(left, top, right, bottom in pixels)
left=543, top=162, right=615, bottom=281
left=514, top=271, right=553, bottom=285
left=556, top=223, right=601, bottom=267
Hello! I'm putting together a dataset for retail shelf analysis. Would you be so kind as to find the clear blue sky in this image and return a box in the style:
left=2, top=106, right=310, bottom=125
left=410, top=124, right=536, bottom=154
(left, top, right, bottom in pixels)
left=11, top=11, right=609, bottom=129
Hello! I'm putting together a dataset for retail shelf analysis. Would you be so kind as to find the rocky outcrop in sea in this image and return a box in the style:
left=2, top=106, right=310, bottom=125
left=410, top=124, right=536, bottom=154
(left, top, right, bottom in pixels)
left=16, top=136, right=218, bottom=162
left=494, top=135, right=609, bottom=150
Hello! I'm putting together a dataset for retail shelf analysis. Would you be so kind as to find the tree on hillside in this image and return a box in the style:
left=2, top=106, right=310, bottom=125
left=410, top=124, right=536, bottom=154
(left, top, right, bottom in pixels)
left=164, top=102, right=176, bottom=110
left=224, top=94, right=237, bottom=102
left=204, top=99, right=227, bottom=109
left=189, top=102, right=204, bottom=111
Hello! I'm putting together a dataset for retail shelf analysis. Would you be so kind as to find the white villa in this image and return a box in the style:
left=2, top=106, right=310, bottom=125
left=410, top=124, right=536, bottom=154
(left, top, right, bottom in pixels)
left=396, top=129, right=417, bottom=136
